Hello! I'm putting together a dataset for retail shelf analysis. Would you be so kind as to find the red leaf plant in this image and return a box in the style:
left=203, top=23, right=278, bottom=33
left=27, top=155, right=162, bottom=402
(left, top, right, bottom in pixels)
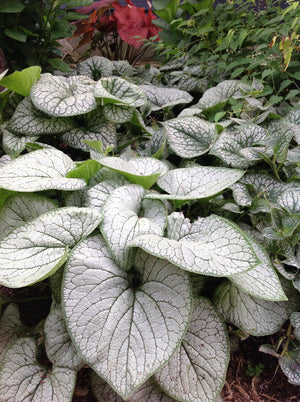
left=72, top=0, right=161, bottom=64
left=113, top=0, right=160, bottom=49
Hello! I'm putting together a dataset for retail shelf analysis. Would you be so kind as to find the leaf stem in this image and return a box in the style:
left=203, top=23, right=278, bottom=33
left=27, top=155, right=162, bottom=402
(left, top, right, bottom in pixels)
left=281, top=322, right=293, bottom=357
left=114, top=136, right=149, bottom=153
left=262, top=155, right=281, bottom=181
left=271, top=159, right=281, bottom=181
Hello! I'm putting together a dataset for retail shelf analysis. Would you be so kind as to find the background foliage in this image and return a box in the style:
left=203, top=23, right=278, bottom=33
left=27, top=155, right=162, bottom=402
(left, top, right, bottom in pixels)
left=151, top=0, right=300, bottom=104
left=0, top=0, right=93, bottom=72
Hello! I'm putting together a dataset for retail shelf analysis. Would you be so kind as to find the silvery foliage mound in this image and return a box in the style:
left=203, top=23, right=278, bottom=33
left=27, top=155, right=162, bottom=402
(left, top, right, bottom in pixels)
left=0, top=55, right=299, bottom=400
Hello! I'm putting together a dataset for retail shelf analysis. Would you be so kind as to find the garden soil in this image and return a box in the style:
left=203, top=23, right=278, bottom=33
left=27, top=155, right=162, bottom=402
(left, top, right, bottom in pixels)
left=72, top=331, right=300, bottom=401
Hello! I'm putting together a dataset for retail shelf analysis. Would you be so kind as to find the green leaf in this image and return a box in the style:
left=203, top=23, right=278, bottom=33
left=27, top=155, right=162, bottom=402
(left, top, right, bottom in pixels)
left=98, top=157, right=169, bottom=189
left=93, top=144, right=115, bottom=158
left=25, top=142, right=45, bottom=152
left=65, top=178, right=127, bottom=211
left=214, top=280, right=299, bottom=336
left=291, top=312, right=300, bottom=341
left=0, top=338, right=76, bottom=400
left=166, top=212, right=192, bottom=241
left=101, top=184, right=167, bottom=270
left=259, top=344, right=280, bottom=358
left=269, top=95, right=284, bottom=105
left=262, top=69, right=274, bottom=79
left=78, top=56, right=114, bottom=80
left=164, top=117, right=216, bottom=158
left=103, top=103, right=134, bottom=123
left=279, top=354, right=300, bottom=386
left=137, top=126, right=166, bottom=158
left=210, top=124, right=272, bottom=168
left=277, top=188, right=300, bottom=215
left=0, top=304, right=26, bottom=361
left=0, top=0, right=25, bottom=12
left=0, top=193, right=57, bottom=240
left=48, top=58, right=72, bottom=73
left=49, top=268, right=64, bottom=303
left=0, top=189, right=14, bottom=213
left=292, top=72, right=300, bottom=80
left=7, top=97, right=74, bottom=136
left=89, top=166, right=126, bottom=185
left=278, top=79, right=292, bottom=94
left=19, top=26, right=39, bottom=37
left=241, top=173, right=286, bottom=203
left=178, top=106, right=203, bottom=118
left=146, top=166, right=244, bottom=200
left=65, top=0, right=93, bottom=7
left=62, top=110, right=116, bottom=152
left=153, top=0, right=179, bottom=22
left=130, top=215, right=260, bottom=277
left=285, top=89, right=299, bottom=100
left=268, top=212, right=300, bottom=239
left=285, top=109, right=300, bottom=144
left=229, top=236, right=287, bottom=301
left=293, top=275, right=300, bottom=293
left=0, top=148, right=87, bottom=192
left=2, top=124, right=39, bottom=158
left=155, top=297, right=229, bottom=402
left=0, top=66, right=41, bottom=97
left=129, top=109, right=154, bottom=136
left=44, top=304, right=84, bottom=371
left=152, top=138, right=166, bottom=159
left=268, top=119, right=295, bottom=163
left=230, top=182, right=252, bottom=207
left=111, top=60, right=135, bottom=76
left=177, top=74, right=206, bottom=94
left=0, top=207, right=102, bottom=288
left=4, top=27, right=27, bottom=42
left=231, top=67, right=245, bottom=78
left=30, top=74, right=97, bottom=117
left=214, top=111, right=227, bottom=123
left=286, top=145, right=300, bottom=164
left=90, top=373, right=174, bottom=401
left=62, top=239, right=192, bottom=399
left=94, top=77, right=147, bottom=107
left=139, top=84, right=193, bottom=111
left=81, top=139, right=108, bottom=154
left=196, top=80, right=252, bottom=111
left=66, top=160, right=101, bottom=183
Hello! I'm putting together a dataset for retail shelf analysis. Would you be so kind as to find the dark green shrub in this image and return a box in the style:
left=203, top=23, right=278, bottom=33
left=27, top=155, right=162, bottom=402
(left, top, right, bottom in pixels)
left=0, top=0, right=92, bottom=72
left=152, top=0, right=300, bottom=103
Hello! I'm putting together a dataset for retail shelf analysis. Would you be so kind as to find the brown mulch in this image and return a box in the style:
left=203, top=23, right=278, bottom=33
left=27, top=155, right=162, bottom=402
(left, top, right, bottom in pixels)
left=72, top=332, right=300, bottom=402
left=221, top=334, right=300, bottom=402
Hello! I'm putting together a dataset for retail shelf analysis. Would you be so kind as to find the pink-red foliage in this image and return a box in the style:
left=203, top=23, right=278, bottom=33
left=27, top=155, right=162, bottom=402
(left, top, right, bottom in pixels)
left=112, top=0, right=160, bottom=49
left=73, top=0, right=160, bottom=49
